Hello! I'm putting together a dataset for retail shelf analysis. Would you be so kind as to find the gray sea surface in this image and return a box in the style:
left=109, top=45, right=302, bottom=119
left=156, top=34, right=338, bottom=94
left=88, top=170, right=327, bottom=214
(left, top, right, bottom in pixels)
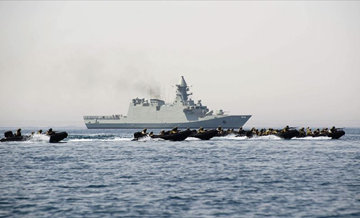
left=0, top=128, right=360, bottom=217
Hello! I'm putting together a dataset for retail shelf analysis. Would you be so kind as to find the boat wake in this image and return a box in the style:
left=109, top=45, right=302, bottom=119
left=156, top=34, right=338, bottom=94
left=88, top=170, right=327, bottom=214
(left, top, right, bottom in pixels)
left=68, top=134, right=131, bottom=142
left=29, top=134, right=51, bottom=142
left=293, top=136, right=331, bottom=140
left=65, top=134, right=335, bottom=142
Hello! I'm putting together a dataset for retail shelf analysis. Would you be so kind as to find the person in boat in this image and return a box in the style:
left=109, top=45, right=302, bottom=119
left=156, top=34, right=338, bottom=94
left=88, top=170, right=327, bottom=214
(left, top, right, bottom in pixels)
left=170, top=127, right=179, bottom=134
left=159, top=130, right=165, bottom=135
left=37, top=129, right=42, bottom=134
left=298, top=127, right=306, bottom=137
left=306, top=127, right=312, bottom=136
left=141, top=128, right=147, bottom=135
left=46, top=128, right=54, bottom=135
left=330, top=126, right=337, bottom=133
left=149, top=131, right=154, bottom=137
left=198, top=127, right=205, bottom=134
left=265, top=128, right=273, bottom=135
left=217, top=126, right=223, bottom=134
left=265, top=128, right=271, bottom=135
left=271, top=128, right=278, bottom=134
left=14, top=128, right=22, bottom=137
left=313, top=128, right=320, bottom=136
left=321, top=128, right=328, bottom=135
left=281, top=125, right=289, bottom=133
left=251, top=127, right=257, bottom=134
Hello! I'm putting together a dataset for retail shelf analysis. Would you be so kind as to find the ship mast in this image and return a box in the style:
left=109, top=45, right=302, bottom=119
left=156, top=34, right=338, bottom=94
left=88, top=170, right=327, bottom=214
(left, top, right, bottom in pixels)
left=175, top=76, right=192, bottom=104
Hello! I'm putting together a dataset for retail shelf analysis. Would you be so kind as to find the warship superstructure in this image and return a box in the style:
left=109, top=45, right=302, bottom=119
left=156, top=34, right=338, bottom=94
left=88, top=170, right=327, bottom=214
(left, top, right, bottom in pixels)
left=84, top=76, right=251, bottom=129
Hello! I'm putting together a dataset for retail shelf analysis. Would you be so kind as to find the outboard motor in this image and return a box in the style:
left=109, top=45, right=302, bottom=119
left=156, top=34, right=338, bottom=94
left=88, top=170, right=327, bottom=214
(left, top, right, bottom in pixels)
left=4, top=131, right=14, bottom=138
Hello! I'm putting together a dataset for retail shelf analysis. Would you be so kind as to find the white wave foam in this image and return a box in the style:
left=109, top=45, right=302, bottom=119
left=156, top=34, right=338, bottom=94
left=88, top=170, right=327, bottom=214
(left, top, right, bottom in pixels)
left=29, top=134, right=50, bottom=143
left=185, top=137, right=201, bottom=141
left=293, top=136, right=331, bottom=140
left=249, top=135, right=282, bottom=140
left=211, top=135, right=281, bottom=141
left=69, top=137, right=131, bottom=142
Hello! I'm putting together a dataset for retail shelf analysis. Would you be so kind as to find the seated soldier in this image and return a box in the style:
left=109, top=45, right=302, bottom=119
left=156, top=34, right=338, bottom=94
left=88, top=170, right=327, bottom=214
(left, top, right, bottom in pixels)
left=14, top=128, right=22, bottom=137
left=159, top=130, right=165, bottom=135
left=170, top=127, right=179, bottom=134
left=46, top=128, right=54, bottom=135
left=251, top=127, right=257, bottom=134
left=265, top=128, right=272, bottom=135
left=217, top=126, right=223, bottom=134
left=281, top=125, right=289, bottom=133
left=320, top=128, right=328, bottom=135
left=198, top=127, right=205, bottom=134
left=141, top=128, right=147, bottom=135
left=149, top=131, right=154, bottom=137
left=37, top=129, right=43, bottom=134
left=298, top=127, right=306, bottom=137
left=330, top=126, right=337, bottom=133
left=313, top=128, right=320, bottom=135
left=306, top=127, right=312, bottom=136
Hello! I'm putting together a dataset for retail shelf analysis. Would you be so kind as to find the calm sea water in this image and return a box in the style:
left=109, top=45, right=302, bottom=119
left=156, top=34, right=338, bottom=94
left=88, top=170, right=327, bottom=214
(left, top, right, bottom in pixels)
left=1, top=128, right=359, bottom=217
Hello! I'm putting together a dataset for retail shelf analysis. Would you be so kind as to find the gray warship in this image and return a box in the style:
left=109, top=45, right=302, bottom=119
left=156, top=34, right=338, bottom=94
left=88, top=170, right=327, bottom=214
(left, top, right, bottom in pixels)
left=84, top=76, right=251, bottom=129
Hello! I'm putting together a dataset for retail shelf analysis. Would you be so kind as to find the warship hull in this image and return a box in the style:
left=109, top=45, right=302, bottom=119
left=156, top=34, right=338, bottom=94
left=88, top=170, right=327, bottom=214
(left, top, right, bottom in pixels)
left=85, top=115, right=251, bottom=129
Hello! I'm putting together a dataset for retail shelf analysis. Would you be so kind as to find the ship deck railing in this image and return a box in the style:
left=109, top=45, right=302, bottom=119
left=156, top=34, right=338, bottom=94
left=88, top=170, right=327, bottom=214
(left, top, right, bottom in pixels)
left=84, top=115, right=122, bottom=120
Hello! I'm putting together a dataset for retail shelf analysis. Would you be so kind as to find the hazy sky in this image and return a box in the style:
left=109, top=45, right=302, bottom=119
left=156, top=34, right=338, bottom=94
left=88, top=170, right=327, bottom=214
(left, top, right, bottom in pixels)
left=0, top=1, right=359, bottom=128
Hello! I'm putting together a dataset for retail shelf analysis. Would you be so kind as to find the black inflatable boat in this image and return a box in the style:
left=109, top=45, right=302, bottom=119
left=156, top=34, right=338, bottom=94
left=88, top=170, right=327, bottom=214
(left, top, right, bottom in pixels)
left=48, top=132, right=68, bottom=143
left=0, top=131, right=68, bottom=143
left=276, top=129, right=299, bottom=140
left=151, top=130, right=192, bottom=141
left=133, top=130, right=192, bottom=141
left=190, top=129, right=218, bottom=140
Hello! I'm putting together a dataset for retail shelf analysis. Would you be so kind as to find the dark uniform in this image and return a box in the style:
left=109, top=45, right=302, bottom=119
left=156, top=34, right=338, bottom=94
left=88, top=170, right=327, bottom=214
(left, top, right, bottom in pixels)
left=330, top=126, right=337, bottom=133
left=46, top=128, right=54, bottom=135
